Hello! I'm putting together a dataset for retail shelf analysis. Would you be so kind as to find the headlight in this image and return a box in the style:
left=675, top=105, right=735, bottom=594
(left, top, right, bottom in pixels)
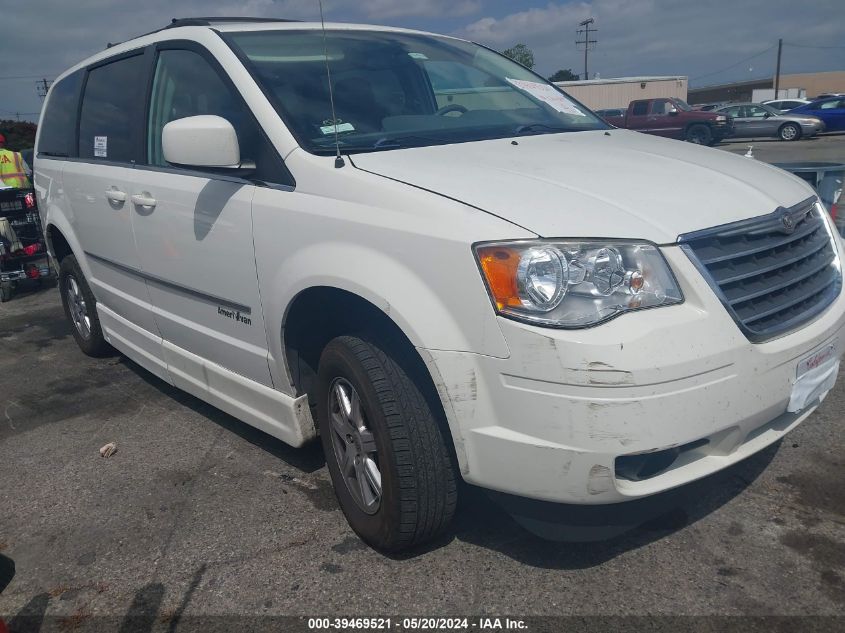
left=716, top=115, right=727, bottom=122
left=475, top=240, right=683, bottom=327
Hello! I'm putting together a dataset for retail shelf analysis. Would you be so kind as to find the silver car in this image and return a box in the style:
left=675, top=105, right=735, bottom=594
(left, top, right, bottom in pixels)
left=716, top=102, right=825, bottom=141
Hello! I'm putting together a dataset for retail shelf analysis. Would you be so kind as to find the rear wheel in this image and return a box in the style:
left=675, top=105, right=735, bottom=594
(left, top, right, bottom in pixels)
left=59, top=255, right=111, bottom=356
left=779, top=123, right=801, bottom=141
left=316, top=334, right=457, bottom=552
left=686, top=124, right=712, bottom=145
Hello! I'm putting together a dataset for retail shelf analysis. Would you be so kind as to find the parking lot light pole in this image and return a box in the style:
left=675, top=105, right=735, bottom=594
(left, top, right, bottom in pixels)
left=774, top=38, right=782, bottom=99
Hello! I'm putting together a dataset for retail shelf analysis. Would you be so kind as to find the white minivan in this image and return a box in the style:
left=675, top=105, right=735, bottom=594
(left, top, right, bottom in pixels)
left=36, top=17, right=845, bottom=551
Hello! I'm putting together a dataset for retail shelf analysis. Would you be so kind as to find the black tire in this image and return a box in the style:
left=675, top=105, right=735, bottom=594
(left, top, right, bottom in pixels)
left=779, top=122, right=801, bottom=141
left=0, top=283, right=11, bottom=303
left=316, top=334, right=457, bottom=552
left=59, top=255, right=111, bottom=357
left=685, top=124, right=712, bottom=145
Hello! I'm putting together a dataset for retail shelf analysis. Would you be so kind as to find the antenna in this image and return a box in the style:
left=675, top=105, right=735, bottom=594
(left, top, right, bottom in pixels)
left=318, top=0, right=344, bottom=168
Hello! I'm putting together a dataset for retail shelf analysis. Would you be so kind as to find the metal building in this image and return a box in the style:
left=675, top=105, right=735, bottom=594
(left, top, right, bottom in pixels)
left=553, top=76, right=688, bottom=110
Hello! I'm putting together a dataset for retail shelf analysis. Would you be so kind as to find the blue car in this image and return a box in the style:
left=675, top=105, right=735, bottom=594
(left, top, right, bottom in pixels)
left=789, top=97, right=845, bottom=131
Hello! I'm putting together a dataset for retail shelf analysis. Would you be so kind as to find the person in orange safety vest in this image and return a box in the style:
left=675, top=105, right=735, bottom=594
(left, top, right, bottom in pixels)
left=0, top=133, right=32, bottom=189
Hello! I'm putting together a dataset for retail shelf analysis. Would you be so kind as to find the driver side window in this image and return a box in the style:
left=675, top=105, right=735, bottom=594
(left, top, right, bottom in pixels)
left=147, top=48, right=256, bottom=168
left=652, top=99, right=675, bottom=115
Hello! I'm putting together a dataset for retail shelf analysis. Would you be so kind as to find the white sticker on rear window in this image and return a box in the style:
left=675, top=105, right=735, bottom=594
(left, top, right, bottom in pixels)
left=320, top=122, right=355, bottom=135
left=408, top=52, right=428, bottom=60
left=505, top=78, right=586, bottom=116
left=94, top=135, right=107, bottom=157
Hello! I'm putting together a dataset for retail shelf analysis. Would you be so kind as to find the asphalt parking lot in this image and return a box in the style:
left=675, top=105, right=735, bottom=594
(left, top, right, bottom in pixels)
left=718, top=130, right=845, bottom=163
left=1, top=134, right=844, bottom=631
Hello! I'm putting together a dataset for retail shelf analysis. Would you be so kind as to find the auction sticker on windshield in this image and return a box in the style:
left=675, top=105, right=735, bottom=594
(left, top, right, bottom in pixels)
left=506, top=78, right=586, bottom=116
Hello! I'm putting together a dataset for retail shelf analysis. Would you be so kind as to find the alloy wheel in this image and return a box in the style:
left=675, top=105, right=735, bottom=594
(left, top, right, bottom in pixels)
left=66, top=275, right=91, bottom=339
left=328, top=377, right=382, bottom=514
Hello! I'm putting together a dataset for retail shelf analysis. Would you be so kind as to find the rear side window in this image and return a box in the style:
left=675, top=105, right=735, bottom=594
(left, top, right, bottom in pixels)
left=631, top=102, right=648, bottom=116
left=78, top=54, right=145, bottom=163
left=37, top=70, right=82, bottom=157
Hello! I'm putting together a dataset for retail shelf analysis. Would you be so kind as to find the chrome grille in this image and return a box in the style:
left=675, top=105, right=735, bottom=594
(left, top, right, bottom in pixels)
left=680, top=197, right=841, bottom=342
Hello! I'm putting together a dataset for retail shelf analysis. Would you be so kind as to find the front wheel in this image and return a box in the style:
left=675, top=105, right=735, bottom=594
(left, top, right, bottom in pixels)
left=779, top=123, right=801, bottom=141
left=316, top=334, right=457, bottom=552
left=685, top=124, right=712, bottom=145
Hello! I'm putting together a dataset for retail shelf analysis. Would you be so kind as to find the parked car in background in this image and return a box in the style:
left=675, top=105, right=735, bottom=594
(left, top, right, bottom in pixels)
left=789, top=97, right=845, bottom=132
left=763, top=98, right=811, bottom=113
left=715, top=103, right=824, bottom=141
left=693, top=102, right=727, bottom=111
left=815, top=93, right=845, bottom=100
left=602, top=97, right=733, bottom=144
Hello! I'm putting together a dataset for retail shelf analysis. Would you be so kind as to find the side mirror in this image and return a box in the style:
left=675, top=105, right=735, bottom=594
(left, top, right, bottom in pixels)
left=668, top=110, right=678, bottom=116
left=162, top=115, right=255, bottom=176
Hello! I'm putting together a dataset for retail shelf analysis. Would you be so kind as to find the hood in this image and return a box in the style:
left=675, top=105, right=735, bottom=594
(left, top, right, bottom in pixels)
left=350, top=130, right=814, bottom=243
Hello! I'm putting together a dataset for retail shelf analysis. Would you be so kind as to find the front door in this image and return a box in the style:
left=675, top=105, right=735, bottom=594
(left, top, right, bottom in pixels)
left=646, top=99, right=684, bottom=138
left=129, top=44, right=274, bottom=387
left=742, top=105, right=778, bottom=137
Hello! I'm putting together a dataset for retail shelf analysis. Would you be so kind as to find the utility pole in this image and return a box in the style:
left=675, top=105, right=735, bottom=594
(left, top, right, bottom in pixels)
left=774, top=38, right=782, bottom=99
left=576, top=18, right=597, bottom=80
left=36, top=78, right=52, bottom=99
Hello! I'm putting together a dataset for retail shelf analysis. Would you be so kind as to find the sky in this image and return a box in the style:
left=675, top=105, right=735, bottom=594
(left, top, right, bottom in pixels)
left=2, top=0, right=843, bottom=122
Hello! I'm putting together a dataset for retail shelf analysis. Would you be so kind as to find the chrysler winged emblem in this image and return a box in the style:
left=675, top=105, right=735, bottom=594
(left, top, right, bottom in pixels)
left=781, top=214, right=796, bottom=233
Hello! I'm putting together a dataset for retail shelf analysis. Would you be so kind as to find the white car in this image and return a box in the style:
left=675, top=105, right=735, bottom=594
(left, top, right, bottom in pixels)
left=763, top=98, right=811, bottom=113
left=36, top=18, right=845, bottom=551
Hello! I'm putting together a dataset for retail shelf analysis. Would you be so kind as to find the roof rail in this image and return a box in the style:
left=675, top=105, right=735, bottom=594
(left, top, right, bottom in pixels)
left=165, top=17, right=301, bottom=29
left=109, top=16, right=303, bottom=51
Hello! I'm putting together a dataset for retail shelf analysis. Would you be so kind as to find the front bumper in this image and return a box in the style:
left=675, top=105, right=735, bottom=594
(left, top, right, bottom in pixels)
left=426, top=245, right=845, bottom=505
left=800, top=122, right=824, bottom=136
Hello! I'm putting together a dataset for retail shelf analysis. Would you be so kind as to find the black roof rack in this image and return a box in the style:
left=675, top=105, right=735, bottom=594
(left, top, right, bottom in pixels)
left=165, top=17, right=301, bottom=29
left=107, top=17, right=302, bottom=51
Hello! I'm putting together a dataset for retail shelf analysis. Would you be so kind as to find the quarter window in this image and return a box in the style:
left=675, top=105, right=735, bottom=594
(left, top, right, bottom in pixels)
left=78, top=54, right=145, bottom=162
left=37, top=70, right=82, bottom=157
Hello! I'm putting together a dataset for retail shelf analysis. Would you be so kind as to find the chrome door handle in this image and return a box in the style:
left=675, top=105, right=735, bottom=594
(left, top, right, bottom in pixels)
left=105, top=189, right=126, bottom=203
left=131, top=193, right=157, bottom=208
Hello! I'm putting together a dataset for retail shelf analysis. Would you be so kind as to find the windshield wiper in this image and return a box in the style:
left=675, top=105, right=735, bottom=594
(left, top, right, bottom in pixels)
left=372, top=134, right=450, bottom=149
left=513, top=123, right=572, bottom=135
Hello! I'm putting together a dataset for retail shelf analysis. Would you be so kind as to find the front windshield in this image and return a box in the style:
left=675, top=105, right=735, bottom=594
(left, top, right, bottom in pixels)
left=225, top=30, right=608, bottom=154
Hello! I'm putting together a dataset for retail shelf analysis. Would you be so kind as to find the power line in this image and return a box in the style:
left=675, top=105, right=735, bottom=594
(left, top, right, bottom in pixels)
left=0, top=74, right=57, bottom=80
left=690, top=45, right=776, bottom=81
left=782, top=41, right=845, bottom=50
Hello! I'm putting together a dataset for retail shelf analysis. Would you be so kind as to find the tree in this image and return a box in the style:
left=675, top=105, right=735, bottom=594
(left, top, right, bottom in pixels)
left=548, top=68, right=579, bottom=82
left=502, top=44, right=535, bottom=70
left=0, top=120, right=37, bottom=151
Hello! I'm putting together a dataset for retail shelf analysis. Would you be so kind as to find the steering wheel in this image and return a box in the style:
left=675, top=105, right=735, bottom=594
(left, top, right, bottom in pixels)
left=436, top=104, right=468, bottom=116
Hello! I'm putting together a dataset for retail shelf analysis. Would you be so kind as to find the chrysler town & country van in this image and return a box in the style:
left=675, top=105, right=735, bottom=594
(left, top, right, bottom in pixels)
left=35, top=17, right=844, bottom=550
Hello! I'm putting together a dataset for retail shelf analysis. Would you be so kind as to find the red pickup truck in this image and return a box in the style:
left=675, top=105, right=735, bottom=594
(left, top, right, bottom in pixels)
left=601, top=97, right=733, bottom=145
